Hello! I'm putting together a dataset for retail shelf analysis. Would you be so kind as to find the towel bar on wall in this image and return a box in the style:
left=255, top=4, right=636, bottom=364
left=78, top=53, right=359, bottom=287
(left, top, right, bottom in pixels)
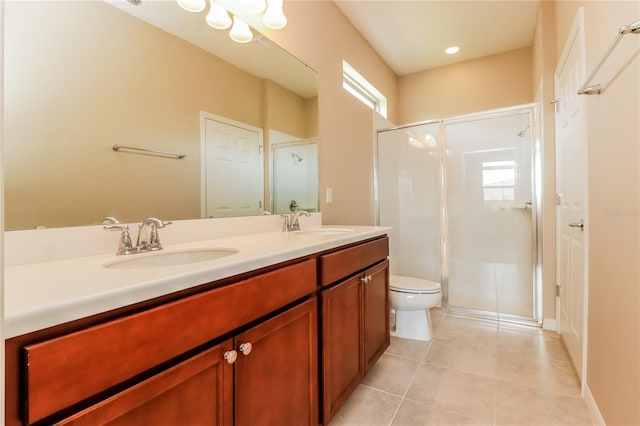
left=578, top=19, right=640, bottom=95
left=112, top=144, right=186, bottom=159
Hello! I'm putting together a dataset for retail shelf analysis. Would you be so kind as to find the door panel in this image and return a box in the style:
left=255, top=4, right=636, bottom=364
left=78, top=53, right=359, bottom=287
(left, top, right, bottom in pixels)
left=203, top=116, right=263, bottom=218
left=235, top=298, right=318, bottom=426
left=321, top=277, right=364, bottom=424
left=555, top=10, right=587, bottom=379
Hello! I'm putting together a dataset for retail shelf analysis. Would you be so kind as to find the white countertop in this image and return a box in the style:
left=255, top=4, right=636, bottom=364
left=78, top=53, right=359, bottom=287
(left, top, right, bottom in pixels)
left=5, top=225, right=389, bottom=338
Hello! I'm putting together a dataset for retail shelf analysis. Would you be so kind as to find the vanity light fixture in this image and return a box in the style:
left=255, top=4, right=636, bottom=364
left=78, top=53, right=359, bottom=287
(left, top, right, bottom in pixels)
left=229, top=16, right=254, bottom=43
left=177, top=0, right=206, bottom=13
left=445, top=46, right=460, bottom=55
left=263, top=0, right=287, bottom=29
left=243, top=0, right=267, bottom=14
left=176, top=0, right=287, bottom=44
left=206, top=0, right=232, bottom=29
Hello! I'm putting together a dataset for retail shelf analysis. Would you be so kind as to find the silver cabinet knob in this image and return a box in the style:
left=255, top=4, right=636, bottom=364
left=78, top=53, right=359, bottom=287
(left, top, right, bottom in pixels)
left=239, top=342, right=253, bottom=356
left=361, top=275, right=373, bottom=283
left=224, top=350, right=238, bottom=364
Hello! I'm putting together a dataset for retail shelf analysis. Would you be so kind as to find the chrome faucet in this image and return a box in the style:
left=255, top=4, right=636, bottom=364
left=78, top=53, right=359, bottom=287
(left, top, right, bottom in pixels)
left=103, top=224, right=136, bottom=255
left=137, top=217, right=172, bottom=251
left=104, top=217, right=172, bottom=255
left=281, top=210, right=311, bottom=232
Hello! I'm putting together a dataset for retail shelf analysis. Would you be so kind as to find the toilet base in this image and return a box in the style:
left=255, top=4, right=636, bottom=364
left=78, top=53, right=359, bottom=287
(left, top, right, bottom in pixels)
left=391, top=309, right=434, bottom=341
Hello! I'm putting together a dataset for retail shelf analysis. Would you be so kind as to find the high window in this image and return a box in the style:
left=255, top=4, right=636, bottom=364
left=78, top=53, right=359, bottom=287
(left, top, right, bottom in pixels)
left=342, top=60, right=387, bottom=118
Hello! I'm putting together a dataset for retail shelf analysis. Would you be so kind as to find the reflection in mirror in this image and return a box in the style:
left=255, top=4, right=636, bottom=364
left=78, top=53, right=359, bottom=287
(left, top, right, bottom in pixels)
left=271, top=135, right=319, bottom=215
left=4, top=0, right=318, bottom=230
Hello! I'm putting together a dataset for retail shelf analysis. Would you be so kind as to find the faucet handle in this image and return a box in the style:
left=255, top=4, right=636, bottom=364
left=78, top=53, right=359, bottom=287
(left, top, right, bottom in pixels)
left=139, top=218, right=172, bottom=251
left=280, top=214, right=292, bottom=232
left=103, top=225, right=136, bottom=255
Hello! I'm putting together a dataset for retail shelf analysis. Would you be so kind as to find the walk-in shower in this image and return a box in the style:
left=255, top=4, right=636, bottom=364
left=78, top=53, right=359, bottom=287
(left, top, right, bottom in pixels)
left=376, top=104, right=541, bottom=324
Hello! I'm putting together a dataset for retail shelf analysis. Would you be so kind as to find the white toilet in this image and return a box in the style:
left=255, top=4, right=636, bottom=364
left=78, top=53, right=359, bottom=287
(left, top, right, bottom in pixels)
left=390, top=275, right=442, bottom=341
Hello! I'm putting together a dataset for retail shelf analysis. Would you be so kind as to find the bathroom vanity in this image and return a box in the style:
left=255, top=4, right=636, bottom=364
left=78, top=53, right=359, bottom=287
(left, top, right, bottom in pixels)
left=4, top=224, right=390, bottom=426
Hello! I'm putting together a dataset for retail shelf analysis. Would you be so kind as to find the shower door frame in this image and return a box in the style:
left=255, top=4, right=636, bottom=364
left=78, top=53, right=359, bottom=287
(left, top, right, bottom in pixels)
left=375, top=103, right=542, bottom=326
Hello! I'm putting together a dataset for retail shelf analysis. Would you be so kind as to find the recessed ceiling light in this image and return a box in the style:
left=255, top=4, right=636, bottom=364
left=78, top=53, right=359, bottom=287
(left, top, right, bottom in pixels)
left=445, top=46, right=460, bottom=55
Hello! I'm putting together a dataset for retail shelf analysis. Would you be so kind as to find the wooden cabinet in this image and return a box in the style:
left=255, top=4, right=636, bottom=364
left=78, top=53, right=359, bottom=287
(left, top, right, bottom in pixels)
left=321, top=275, right=364, bottom=423
left=57, top=298, right=318, bottom=426
left=5, top=236, right=389, bottom=426
left=11, top=260, right=317, bottom=426
left=320, top=238, right=390, bottom=425
left=56, top=340, right=234, bottom=426
left=235, top=298, right=318, bottom=426
left=363, top=261, right=390, bottom=372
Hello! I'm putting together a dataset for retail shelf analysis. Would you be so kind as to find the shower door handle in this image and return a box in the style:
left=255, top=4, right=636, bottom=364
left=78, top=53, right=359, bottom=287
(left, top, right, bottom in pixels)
left=568, top=220, right=584, bottom=230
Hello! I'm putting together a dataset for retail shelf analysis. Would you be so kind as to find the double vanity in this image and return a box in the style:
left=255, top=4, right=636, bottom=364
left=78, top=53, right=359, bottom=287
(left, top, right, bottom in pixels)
left=4, top=216, right=391, bottom=425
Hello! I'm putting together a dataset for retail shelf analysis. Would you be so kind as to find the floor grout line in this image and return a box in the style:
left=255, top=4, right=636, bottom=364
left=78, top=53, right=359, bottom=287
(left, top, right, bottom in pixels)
left=332, top=311, right=591, bottom=426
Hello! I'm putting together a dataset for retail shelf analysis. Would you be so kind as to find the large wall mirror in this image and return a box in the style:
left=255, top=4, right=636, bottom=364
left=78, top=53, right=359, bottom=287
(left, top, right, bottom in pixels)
left=3, top=0, right=319, bottom=230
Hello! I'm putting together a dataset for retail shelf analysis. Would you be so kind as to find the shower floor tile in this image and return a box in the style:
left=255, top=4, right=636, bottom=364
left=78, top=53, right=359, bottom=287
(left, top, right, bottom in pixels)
left=329, top=310, right=593, bottom=426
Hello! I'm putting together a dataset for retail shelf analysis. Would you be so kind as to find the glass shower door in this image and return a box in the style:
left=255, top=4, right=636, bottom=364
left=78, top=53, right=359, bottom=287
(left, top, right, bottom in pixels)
left=377, top=122, right=441, bottom=282
left=445, top=113, right=534, bottom=318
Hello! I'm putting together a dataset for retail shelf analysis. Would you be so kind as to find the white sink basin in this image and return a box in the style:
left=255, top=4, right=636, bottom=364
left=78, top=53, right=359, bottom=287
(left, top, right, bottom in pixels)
left=293, top=228, right=354, bottom=236
left=104, top=248, right=239, bottom=269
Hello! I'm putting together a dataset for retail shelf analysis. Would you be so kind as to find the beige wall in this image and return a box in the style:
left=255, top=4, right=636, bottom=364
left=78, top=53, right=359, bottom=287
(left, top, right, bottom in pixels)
left=265, top=80, right=315, bottom=139
left=398, top=47, right=534, bottom=123
left=258, top=1, right=398, bottom=225
left=549, top=1, right=640, bottom=424
left=5, top=1, right=312, bottom=229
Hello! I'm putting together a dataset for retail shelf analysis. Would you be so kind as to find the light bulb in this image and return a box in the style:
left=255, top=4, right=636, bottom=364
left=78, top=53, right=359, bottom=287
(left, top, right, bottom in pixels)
left=206, top=1, right=232, bottom=29
left=445, top=46, right=460, bottom=55
left=176, top=0, right=206, bottom=12
left=243, top=0, right=266, bottom=14
left=263, top=0, right=287, bottom=29
left=229, top=16, right=253, bottom=43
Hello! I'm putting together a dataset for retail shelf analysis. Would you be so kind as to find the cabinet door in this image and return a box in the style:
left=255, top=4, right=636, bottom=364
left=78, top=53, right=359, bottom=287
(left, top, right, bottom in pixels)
left=363, top=260, right=390, bottom=372
left=235, top=297, right=318, bottom=426
left=321, top=276, right=364, bottom=424
left=57, top=340, right=234, bottom=426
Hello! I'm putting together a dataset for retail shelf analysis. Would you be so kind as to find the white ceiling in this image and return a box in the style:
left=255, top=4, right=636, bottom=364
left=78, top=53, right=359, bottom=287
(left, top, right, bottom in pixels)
left=335, top=0, right=540, bottom=76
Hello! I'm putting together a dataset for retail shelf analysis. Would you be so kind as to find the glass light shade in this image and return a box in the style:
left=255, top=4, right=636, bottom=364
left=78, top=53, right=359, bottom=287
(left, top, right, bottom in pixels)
left=206, top=1, right=232, bottom=29
left=176, top=0, right=206, bottom=12
left=229, top=16, right=253, bottom=43
left=263, top=0, right=287, bottom=29
left=243, top=0, right=266, bottom=14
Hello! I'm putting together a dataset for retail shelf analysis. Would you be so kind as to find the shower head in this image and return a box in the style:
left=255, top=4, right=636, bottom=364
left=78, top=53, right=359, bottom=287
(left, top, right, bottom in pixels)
left=622, top=19, right=640, bottom=34
left=517, top=125, right=530, bottom=137
left=291, top=152, right=303, bottom=164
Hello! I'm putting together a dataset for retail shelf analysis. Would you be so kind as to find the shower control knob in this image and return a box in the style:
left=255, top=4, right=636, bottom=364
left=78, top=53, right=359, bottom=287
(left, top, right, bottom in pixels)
left=239, top=342, right=253, bottom=356
left=224, top=350, right=238, bottom=364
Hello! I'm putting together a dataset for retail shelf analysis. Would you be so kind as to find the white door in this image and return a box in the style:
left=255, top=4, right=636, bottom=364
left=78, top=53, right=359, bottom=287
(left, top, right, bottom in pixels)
left=554, top=9, right=588, bottom=381
left=201, top=114, right=263, bottom=218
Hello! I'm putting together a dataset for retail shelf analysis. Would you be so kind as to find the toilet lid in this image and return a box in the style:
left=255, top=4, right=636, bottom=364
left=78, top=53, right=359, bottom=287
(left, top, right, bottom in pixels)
left=390, top=275, right=441, bottom=294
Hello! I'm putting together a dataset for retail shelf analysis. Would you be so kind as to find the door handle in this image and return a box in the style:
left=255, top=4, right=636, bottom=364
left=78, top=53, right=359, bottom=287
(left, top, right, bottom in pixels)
left=568, top=220, right=584, bottom=230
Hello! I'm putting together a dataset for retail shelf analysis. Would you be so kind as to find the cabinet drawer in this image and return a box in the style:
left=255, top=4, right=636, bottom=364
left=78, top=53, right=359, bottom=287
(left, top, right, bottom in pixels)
left=56, top=340, right=234, bottom=426
left=22, top=259, right=316, bottom=424
left=319, top=237, right=388, bottom=287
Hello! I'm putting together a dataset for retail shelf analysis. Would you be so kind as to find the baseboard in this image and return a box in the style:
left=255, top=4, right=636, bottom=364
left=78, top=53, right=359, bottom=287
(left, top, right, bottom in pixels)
left=542, top=318, right=558, bottom=332
left=584, top=384, right=606, bottom=425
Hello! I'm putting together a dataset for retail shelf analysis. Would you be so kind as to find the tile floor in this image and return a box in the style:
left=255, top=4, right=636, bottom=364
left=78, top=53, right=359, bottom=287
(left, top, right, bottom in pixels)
left=329, top=309, right=593, bottom=426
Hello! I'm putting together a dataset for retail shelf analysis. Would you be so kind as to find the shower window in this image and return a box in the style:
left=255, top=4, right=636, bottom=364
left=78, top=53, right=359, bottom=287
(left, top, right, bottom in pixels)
left=482, top=160, right=516, bottom=204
